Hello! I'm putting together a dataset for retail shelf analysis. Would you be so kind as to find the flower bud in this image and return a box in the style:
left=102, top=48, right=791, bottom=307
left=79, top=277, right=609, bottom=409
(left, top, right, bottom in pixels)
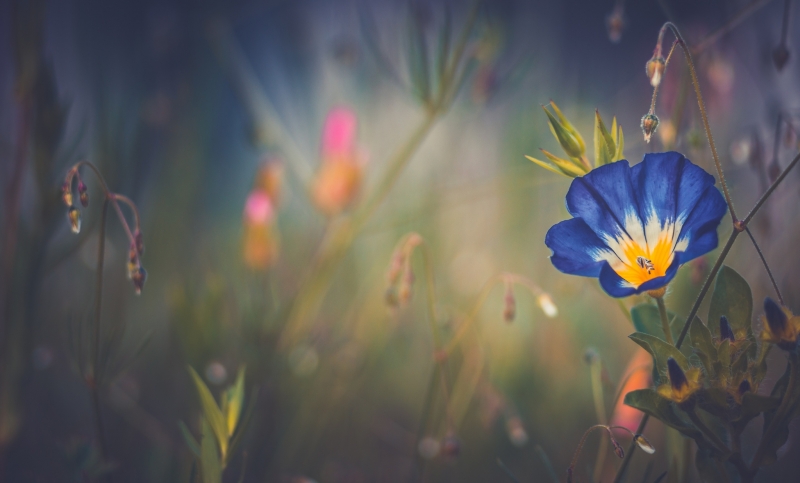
left=61, top=181, right=73, bottom=207
left=738, top=379, right=751, bottom=396
left=719, top=316, right=735, bottom=342
left=537, top=293, right=558, bottom=318
left=764, top=297, right=788, bottom=336
left=633, top=434, right=655, bottom=454
left=605, top=7, right=624, bottom=44
left=77, top=181, right=89, bottom=207
left=611, top=438, right=625, bottom=459
left=67, top=206, right=81, bottom=234
left=667, top=357, right=688, bottom=393
left=131, top=266, right=147, bottom=295
left=646, top=56, right=666, bottom=87
left=641, top=114, right=659, bottom=143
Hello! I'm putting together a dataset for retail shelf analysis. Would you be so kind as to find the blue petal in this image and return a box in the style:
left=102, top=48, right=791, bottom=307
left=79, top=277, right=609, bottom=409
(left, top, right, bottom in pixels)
left=598, top=253, right=683, bottom=298
left=545, top=218, right=614, bottom=277
left=630, top=152, right=686, bottom=227
left=565, top=160, right=644, bottom=243
left=674, top=185, right=727, bottom=261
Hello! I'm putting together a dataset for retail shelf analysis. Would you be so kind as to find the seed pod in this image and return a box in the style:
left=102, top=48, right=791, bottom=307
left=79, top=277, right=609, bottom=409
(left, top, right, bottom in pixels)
left=68, top=206, right=81, bottom=234
left=61, top=180, right=73, bottom=206
left=641, top=114, right=659, bottom=143
left=611, top=438, right=625, bottom=459
left=131, top=266, right=147, bottom=295
left=633, top=434, right=655, bottom=454
left=646, top=56, right=666, bottom=87
left=78, top=181, right=89, bottom=207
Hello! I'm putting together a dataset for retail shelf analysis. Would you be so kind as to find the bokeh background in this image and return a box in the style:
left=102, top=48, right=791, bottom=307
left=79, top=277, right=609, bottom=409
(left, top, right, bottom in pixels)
left=2, top=0, right=800, bottom=481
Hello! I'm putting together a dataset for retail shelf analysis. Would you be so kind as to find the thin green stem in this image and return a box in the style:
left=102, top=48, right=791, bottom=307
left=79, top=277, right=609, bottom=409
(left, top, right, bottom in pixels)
left=611, top=414, right=649, bottom=483
left=744, top=227, right=784, bottom=305
left=675, top=230, right=738, bottom=348
left=742, top=151, right=800, bottom=226
left=591, top=360, right=609, bottom=482
left=91, top=198, right=111, bottom=480
left=533, top=445, right=560, bottom=483
left=655, top=296, right=674, bottom=345
left=661, top=23, right=737, bottom=222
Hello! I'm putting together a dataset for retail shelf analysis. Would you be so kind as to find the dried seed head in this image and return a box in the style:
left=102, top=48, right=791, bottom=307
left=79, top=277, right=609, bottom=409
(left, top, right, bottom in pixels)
left=641, top=114, right=659, bottom=143
left=77, top=181, right=89, bottom=207
left=646, top=56, right=666, bottom=87
left=67, top=206, right=81, bottom=234
left=633, top=434, right=655, bottom=454
left=611, top=438, right=625, bottom=459
left=719, top=316, right=735, bottom=342
left=131, top=266, right=147, bottom=295
left=61, top=181, right=73, bottom=207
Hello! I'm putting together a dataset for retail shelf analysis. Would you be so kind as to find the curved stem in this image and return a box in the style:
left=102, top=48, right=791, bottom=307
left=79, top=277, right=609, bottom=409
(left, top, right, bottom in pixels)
left=744, top=227, right=783, bottom=304
left=612, top=415, right=649, bottom=483
left=660, top=23, right=737, bottom=222
left=91, top=199, right=111, bottom=479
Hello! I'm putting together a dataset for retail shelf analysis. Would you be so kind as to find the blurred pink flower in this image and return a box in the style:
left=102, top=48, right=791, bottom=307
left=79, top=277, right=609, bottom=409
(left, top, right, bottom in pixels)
left=244, top=190, right=275, bottom=225
left=313, top=106, right=365, bottom=215
left=321, top=106, right=358, bottom=160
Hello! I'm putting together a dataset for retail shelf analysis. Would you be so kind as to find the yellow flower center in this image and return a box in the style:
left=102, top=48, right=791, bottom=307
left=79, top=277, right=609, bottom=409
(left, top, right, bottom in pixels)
left=611, top=235, right=674, bottom=288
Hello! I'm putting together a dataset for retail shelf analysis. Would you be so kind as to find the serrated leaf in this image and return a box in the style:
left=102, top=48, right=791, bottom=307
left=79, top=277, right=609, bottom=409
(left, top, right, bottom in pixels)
left=544, top=105, right=584, bottom=159
left=629, top=332, right=689, bottom=382
left=708, top=266, right=753, bottom=339
left=188, top=366, right=228, bottom=460
left=593, top=110, right=615, bottom=167
left=200, top=419, right=222, bottom=483
left=624, top=389, right=700, bottom=439
left=179, top=420, right=201, bottom=458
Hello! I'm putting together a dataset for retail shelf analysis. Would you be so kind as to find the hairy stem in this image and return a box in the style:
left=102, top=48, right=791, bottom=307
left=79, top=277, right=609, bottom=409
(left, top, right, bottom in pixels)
left=611, top=414, right=649, bottom=483
left=655, top=296, right=674, bottom=345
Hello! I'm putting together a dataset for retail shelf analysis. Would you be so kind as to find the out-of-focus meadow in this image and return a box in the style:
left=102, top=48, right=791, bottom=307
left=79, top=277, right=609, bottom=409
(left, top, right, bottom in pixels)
left=2, top=0, right=800, bottom=481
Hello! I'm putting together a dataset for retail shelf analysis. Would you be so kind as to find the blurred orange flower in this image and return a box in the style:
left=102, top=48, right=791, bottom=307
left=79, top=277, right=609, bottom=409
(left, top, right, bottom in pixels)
left=312, top=106, right=365, bottom=215
left=610, top=348, right=652, bottom=432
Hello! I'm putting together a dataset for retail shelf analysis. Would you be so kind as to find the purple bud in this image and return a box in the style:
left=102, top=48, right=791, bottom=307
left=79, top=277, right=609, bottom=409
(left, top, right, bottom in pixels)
left=764, top=297, right=788, bottom=336
left=61, top=181, right=73, bottom=206
left=719, top=316, right=735, bottom=342
left=611, top=439, right=625, bottom=459
left=132, top=266, right=147, bottom=295
left=77, top=181, right=89, bottom=207
left=738, top=379, right=751, bottom=396
left=667, top=357, right=687, bottom=392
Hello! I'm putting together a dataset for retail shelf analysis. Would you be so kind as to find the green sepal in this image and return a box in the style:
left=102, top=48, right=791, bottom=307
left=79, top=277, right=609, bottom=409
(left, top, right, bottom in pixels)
left=593, top=110, right=615, bottom=167
left=690, top=316, right=717, bottom=377
left=200, top=419, right=222, bottom=483
left=543, top=104, right=584, bottom=159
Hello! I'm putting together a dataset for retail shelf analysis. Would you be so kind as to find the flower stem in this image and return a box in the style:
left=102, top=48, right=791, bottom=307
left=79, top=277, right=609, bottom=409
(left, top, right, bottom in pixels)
left=91, top=198, right=112, bottom=480
left=655, top=296, right=673, bottom=345
left=744, top=227, right=784, bottom=305
left=685, top=407, right=730, bottom=456
left=660, top=22, right=737, bottom=223
left=591, top=358, right=609, bottom=482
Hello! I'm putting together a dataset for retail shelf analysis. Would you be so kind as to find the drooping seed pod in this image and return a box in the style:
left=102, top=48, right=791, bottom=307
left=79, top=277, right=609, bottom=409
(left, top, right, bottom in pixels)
left=641, top=114, right=659, bottom=143
left=646, top=56, right=666, bottom=87
left=78, top=181, right=89, bottom=207
left=68, top=206, right=81, bottom=234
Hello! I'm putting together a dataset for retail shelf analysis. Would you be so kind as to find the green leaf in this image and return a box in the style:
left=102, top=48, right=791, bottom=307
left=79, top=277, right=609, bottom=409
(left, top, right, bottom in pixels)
left=227, top=387, right=259, bottom=467
left=717, top=340, right=731, bottom=373
left=178, top=420, right=201, bottom=458
left=737, top=393, right=780, bottom=425
left=539, top=149, right=586, bottom=177
left=593, top=110, right=615, bottom=167
left=200, top=419, right=222, bottom=483
left=730, top=343, right=751, bottom=379
left=544, top=105, right=584, bottom=159
left=225, top=366, right=246, bottom=437
left=188, top=366, right=229, bottom=460
left=624, top=389, right=701, bottom=439
left=708, top=266, right=753, bottom=339
left=689, top=316, right=717, bottom=376
left=629, top=332, right=689, bottom=383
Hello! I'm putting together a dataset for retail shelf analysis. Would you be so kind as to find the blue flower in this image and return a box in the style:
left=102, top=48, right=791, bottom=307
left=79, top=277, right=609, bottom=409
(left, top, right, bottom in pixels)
left=545, top=152, right=727, bottom=297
